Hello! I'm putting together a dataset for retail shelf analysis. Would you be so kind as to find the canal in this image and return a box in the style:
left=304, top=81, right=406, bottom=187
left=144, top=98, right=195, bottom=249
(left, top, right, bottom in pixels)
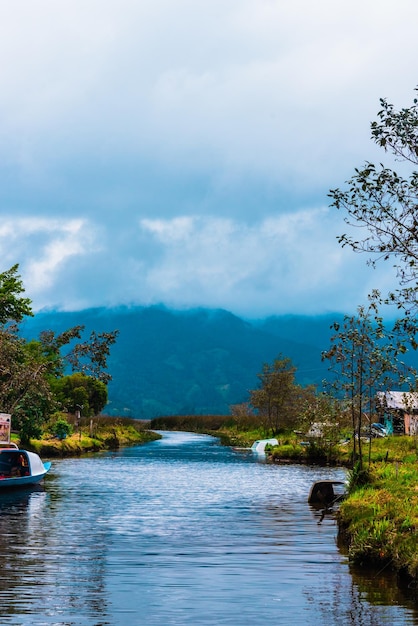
left=0, top=431, right=416, bottom=625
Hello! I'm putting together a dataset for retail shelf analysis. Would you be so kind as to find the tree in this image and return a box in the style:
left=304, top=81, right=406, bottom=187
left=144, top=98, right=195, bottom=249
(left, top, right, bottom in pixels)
left=0, top=327, right=53, bottom=442
left=38, top=326, right=119, bottom=383
left=297, top=390, right=344, bottom=437
left=0, top=264, right=33, bottom=324
left=0, top=264, right=118, bottom=440
left=250, top=355, right=298, bottom=436
left=229, top=402, right=258, bottom=431
left=322, top=300, right=414, bottom=470
left=51, top=373, right=108, bottom=417
left=66, top=329, right=119, bottom=384
left=329, top=88, right=418, bottom=315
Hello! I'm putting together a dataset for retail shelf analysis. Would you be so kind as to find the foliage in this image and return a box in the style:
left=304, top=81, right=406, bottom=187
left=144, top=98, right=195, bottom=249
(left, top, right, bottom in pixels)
left=53, top=416, right=73, bottom=440
left=65, top=329, right=119, bottom=383
left=0, top=264, right=118, bottom=440
left=322, top=299, right=415, bottom=469
left=0, top=264, right=33, bottom=324
left=50, top=373, right=108, bottom=417
left=298, top=392, right=348, bottom=442
left=38, top=326, right=119, bottom=383
left=229, top=402, right=260, bottom=431
left=249, top=355, right=302, bottom=435
left=329, top=87, right=418, bottom=318
left=0, top=327, right=54, bottom=442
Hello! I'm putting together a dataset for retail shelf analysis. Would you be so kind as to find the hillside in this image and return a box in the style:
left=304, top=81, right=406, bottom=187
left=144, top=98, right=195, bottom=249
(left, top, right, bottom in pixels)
left=20, top=306, right=345, bottom=418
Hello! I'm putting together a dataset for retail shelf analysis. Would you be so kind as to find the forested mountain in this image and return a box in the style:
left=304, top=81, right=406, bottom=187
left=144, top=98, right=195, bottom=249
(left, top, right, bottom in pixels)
left=20, top=306, right=345, bottom=418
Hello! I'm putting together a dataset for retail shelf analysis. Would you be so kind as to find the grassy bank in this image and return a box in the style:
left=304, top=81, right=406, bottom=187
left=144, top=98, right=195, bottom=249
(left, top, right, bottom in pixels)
left=25, top=416, right=161, bottom=457
left=337, top=447, right=418, bottom=588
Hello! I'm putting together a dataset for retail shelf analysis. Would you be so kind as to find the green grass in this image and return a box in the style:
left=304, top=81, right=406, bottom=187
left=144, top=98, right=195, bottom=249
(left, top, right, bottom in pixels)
left=27, top=416, right=161, bottom=457
left=339, top=460, right=418, bottom=583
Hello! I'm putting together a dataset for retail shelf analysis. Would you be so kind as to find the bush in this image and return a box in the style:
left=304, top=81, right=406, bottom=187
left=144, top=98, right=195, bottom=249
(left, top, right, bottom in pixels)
left=54, top=418, right=73, bottom=440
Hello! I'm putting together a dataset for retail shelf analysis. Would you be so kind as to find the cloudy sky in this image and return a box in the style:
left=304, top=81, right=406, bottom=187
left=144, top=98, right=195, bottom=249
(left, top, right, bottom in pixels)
left=0, top=0, right=417, bottom=318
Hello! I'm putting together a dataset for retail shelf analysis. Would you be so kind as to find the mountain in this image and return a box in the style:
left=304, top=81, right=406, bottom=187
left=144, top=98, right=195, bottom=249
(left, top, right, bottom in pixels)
left=19, top=306, right=346, bottom=418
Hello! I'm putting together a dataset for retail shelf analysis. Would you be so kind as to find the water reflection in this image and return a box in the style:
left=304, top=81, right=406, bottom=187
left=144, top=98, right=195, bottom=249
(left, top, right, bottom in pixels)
left=0, top=432, right=415, bottom=625
left=349, top=564, right=418, bottom=616
left=0, top=478, right=112, bottom=624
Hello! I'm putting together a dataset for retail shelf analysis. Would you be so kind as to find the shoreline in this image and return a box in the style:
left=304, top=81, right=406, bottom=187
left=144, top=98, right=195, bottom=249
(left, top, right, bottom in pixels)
left=24, top=426, right=161, bottom=458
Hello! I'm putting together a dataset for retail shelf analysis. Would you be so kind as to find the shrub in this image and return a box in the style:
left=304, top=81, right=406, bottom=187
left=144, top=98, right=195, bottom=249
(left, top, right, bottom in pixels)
left=54, top=418, right=73, bottom=440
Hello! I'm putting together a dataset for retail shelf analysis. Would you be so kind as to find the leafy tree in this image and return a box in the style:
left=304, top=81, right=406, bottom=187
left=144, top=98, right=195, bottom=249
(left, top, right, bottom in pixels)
left=51, top=373, right=108, bottom=417
left=322, top=300, right=414, bottom=470
left=0, top=264, right=118, bottom=440
left=0, top=327, right=53, bottom=442
left=229, top=402, right=258, bottom=431
left=250, top=355, right=299, bottom=436
left=0, top=264, right=33, bottom=324
left=66, top=329, right=119, bottom=383
left=38, top=326, right=119, bottom=383
left=297, top=390, right=344, bottom=437
left=329, top=88, right=418, bottom=316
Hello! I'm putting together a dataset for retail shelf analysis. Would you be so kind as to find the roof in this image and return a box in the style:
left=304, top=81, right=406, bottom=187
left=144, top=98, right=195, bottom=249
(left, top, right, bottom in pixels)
left=376, top=391, right=418, bottom=411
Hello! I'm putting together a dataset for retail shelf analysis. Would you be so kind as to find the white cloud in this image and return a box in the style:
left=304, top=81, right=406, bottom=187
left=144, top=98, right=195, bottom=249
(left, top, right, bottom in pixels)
left=137, top=210, right=393, bottom=315
left=0, top=0, right=416, bottom=182
left=0, top=217, right=98, bottom=307
left=0, top=208, right=400, bottom=316
left=0, top=1, right=415, bottom=315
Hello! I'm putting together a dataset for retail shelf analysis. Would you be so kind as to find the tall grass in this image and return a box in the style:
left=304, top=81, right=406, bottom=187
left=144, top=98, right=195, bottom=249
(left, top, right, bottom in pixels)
left=339, top=461, right=418, bottom=583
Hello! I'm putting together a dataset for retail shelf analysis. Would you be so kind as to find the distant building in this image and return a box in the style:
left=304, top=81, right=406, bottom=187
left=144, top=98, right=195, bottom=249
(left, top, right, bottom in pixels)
left=376, top=391, right=418, bottom=435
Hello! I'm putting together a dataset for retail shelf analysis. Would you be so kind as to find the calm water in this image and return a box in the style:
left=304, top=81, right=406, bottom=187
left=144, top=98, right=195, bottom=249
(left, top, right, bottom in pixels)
left=0, top=431, right=416, bottom=625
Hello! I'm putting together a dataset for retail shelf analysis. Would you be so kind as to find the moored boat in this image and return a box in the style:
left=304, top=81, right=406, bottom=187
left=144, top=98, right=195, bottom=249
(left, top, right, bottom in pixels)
left=308, top=479, right=346, bottom=506
left=0, top=443, right=51, bottom=489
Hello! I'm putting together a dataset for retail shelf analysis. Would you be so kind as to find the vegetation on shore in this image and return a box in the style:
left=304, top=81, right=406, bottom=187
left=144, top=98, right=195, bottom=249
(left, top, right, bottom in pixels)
left=339, top=466, right=418, bottom=588
left=25, top=416, right=160, bottom=457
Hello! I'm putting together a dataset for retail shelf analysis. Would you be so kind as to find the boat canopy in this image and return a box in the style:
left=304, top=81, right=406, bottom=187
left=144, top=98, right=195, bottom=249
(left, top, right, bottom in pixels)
left=26, top=451, right=47, bottom=476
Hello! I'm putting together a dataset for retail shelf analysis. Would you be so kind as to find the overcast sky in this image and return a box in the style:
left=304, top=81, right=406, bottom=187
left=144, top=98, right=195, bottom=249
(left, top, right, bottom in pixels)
left=0, top=0, right=417, bottom=318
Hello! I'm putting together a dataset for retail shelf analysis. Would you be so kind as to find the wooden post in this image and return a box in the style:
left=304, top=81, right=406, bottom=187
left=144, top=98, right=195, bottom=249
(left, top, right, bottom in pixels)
left=75, top=407, right=81, bottom=441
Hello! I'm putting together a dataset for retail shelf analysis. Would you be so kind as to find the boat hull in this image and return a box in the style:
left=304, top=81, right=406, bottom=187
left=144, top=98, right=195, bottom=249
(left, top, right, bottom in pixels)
left=0, top=449, right=51, bottom=490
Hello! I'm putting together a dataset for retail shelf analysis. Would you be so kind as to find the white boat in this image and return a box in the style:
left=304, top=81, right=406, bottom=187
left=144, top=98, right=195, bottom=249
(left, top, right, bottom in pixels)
left=250, top=438, right=279, bottom=454
left=0, top=444, right=51, bottom=489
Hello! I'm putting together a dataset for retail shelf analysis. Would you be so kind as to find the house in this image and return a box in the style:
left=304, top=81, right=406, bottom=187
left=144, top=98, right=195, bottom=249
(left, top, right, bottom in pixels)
left=376, top=391, right=418, bottom=435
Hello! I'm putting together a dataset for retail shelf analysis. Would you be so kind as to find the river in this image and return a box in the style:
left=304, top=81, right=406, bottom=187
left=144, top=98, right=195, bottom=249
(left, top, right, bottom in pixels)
left=0, top=431, right=416, bottom=625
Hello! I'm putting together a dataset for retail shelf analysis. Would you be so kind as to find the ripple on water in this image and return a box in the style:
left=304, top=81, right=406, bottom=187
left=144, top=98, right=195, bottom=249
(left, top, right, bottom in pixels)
left=0, top=432, right=416, bottom=625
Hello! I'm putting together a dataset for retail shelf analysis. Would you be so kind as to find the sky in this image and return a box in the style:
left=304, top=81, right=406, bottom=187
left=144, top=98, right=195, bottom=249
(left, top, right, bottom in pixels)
left=0, top=0, right=417, bottom=318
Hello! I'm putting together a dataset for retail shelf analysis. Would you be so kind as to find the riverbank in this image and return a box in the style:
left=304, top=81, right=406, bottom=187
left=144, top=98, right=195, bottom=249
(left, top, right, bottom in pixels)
left=24, top=417, right=161, bottom=457
left=337, top=458, right=418, bottom=591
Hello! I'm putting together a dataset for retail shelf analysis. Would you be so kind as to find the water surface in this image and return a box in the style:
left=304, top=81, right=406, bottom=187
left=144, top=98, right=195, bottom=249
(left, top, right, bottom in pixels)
left=0, top=431, right=416, bottom=625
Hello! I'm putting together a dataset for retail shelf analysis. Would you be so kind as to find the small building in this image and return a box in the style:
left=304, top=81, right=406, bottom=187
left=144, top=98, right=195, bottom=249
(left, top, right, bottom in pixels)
left=376, top=391, right=418, bottom=435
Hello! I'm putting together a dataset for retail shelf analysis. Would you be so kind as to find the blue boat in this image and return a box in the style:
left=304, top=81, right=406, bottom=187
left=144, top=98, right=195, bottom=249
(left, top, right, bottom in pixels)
left=0, top=444, right=51, bottom=489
